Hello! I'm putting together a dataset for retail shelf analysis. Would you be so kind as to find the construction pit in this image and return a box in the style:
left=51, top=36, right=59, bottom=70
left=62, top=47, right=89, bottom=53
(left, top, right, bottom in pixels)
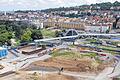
left=23, top=49, right=114, bottom=74
left=23, top=57, right=114, bottom=73
left=0, top=48, right=116, bottom=80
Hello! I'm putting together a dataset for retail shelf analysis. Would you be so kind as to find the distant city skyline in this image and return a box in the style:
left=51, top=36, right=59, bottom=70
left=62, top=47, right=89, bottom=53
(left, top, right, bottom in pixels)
left=0, top=0, right=119, bottom=11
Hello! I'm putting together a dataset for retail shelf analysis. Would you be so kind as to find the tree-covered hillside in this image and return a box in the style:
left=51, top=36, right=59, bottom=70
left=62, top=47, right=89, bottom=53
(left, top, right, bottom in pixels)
left=41, top=1, right=120, bottom=13
left=0, top=20, right=43, bottom=46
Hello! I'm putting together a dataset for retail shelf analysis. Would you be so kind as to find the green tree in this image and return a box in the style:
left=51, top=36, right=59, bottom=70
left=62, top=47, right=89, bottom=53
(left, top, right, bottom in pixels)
left=0, top=32, right=12, bottom=45
left=21, top=29, right=32, bottom=42
left=113, top=1, right=120, bottom=6
left=55, top=30, right=60, bottom=37
left=31, top=29, right=43, bottom=40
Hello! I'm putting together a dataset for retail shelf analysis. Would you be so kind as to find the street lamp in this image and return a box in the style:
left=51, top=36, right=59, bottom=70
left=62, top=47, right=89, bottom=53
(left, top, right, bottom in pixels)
left=13, top=61, right=18, bottom=74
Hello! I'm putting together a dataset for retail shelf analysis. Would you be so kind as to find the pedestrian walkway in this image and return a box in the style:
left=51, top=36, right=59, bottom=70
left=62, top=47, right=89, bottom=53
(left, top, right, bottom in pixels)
left=108, top=61, right=120, bottom=78
left=62, top=72, right=95, bottom=79
left=95, top=67, right=113, bottom=80
left=0, top=55, right=51, bottom=75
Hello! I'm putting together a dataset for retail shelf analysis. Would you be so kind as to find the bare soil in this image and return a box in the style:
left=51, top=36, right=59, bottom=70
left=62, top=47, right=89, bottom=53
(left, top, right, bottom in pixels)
left=2, top=72, right=76, bottom=80
left=0, top=65, right=4, bottom=70
left=23, top=58, right=114, bottom=73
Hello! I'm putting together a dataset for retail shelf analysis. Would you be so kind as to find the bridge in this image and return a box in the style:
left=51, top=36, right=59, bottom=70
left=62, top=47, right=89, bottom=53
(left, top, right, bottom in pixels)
left=34, top=29, right=120, bottom=47
left=35, top=33, right=120, bottom=42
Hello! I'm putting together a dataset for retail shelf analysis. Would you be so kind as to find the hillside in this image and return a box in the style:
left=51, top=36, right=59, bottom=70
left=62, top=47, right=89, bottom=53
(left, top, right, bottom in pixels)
left=41, top=1, right=120, bottom=13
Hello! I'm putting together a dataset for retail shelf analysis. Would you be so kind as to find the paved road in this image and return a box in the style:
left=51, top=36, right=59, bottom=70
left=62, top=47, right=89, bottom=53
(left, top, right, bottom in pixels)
left=95, top=61, right=120, bottom=80
left=95, top=67, right=113, bottom=80
left=62, top=72, right=95, bottom=79
left=0, top=54, right=51, bottom=74
left=108, top=61, right=120, bottom=78
left=17, top=55, right=51, bottom=69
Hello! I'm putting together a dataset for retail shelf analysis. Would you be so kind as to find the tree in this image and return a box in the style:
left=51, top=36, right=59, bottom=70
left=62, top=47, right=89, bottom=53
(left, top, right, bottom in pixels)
left=55, top=30, right=60, bottom=37
left=0, top=20, right=40, bottom=45
left=99, top=2, right=112, bottom=10
left=12, top=22, right=28, bottom=39
left=0, top=32, right=12, bottom=45
left=21, top=29, right=32, bottom=42
left=31, top=29, right=43, bottom=40
left=113, top=1, right=120, bottom=6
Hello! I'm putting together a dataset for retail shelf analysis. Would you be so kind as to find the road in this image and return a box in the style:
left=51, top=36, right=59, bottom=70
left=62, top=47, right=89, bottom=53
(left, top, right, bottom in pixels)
left=95, top=61, right=120, bottom=80
left=95, top=67, right=113, bottom=80
left=108, top=61, right=120, bottom=78
left=62, top=72, right=95, bottom=79
left=0, top=54, right=51, bottom=74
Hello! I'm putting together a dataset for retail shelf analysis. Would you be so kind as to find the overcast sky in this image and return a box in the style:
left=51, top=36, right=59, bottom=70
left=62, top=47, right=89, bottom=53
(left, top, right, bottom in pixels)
left=0, top=0, right=119, bottom=11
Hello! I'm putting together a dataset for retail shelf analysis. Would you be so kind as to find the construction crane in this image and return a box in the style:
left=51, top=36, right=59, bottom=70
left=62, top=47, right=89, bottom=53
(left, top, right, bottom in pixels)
left=113, top=16, right=120, bottom=29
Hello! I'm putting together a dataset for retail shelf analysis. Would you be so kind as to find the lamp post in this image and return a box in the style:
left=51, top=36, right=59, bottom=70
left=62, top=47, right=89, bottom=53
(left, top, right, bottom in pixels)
left=13, top=61, right=18, bottom=74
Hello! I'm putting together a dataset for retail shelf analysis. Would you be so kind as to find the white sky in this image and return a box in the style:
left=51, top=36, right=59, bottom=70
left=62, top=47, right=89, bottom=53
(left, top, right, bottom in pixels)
left=0, top=0, right=119, bottom=11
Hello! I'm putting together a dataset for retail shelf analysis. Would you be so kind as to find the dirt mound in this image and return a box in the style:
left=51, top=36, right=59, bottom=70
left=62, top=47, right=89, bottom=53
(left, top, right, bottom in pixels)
left=24, top=58, right=114, bottom=73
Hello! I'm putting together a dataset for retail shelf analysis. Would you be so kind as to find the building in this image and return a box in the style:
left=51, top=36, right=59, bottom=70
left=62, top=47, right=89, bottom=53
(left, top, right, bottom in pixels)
left=85, top=25, right=110, bottom=33
left=0, top=47, right=8, bottom=59
left=43, top=22, right=85, bottom=30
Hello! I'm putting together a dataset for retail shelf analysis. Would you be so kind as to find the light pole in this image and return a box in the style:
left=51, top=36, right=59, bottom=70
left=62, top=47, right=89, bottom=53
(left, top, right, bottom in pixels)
left=13, top=61, right=18, bottom=74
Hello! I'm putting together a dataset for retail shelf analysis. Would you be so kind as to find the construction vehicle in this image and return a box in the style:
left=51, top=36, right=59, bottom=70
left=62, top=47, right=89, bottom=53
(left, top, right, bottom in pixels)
left=113, top=16, right=120, bottom=29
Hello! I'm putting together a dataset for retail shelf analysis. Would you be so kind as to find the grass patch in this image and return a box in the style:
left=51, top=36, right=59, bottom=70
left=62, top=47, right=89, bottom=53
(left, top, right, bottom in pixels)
left=81, top=53, right=97, bottom=58
left=86, top=39, right=98, bottom=43
left=97, top=46, right=120, bottom=51
left=41, top=29, right=55, bottom=38
left=51, top=50, right=82, bottom=59
left=51, top=50, right=98, bottom=59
